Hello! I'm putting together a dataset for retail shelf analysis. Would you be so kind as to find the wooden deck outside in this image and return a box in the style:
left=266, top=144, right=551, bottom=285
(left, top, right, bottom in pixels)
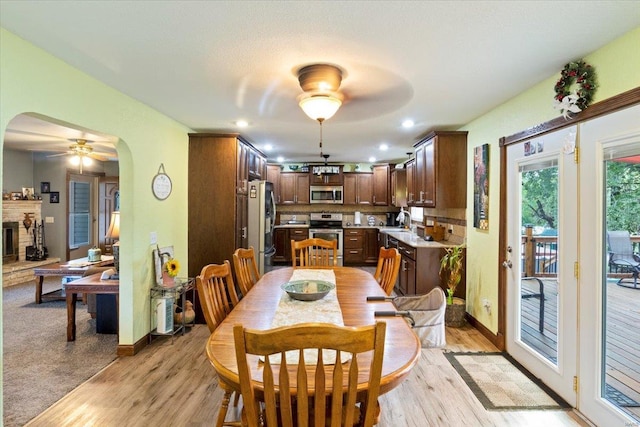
left=520, top=277, right=640, bottom=421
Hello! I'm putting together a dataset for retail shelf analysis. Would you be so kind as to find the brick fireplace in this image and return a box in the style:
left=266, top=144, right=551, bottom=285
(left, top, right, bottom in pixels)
left=2, top=200, right=42, bottom=263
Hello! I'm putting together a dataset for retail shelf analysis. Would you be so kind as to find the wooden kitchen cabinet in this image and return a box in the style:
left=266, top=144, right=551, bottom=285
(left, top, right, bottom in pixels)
left=344, top=228, right=379, bottom=265
left=188, top=133, right=265, bottom=322
left=310, top=165, right=343, bottom=185
left=385, top=233, right=460, bottom=297
left=412, top=131, right=467, bottom=208
left=365, top=228, right=380, bottom=264
left=406, top=159, right=415, bottom=206
left=372, top=164, right=389, bottom=206
left=274, top=227, right=309, bottom=263
left=343, top=228, right=365, bottom=264
left=280, top=172, right=310, bottom=204
left=344, top=173, right=373, bottom=205
left=390, top=168, right=407, bottom=207
left=266, top=164, right=281, bottom=204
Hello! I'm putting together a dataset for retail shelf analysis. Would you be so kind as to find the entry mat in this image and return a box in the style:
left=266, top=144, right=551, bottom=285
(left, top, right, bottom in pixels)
left=444, top=352, right=571, bottom=411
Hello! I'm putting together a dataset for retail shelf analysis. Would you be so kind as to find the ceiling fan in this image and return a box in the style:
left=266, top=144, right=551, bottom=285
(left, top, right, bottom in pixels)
left=47, top=139, right=109, bottom=173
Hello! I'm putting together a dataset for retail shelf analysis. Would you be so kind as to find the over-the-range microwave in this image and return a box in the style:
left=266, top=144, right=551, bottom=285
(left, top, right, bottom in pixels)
left=310, top=185, right=344, bottom=204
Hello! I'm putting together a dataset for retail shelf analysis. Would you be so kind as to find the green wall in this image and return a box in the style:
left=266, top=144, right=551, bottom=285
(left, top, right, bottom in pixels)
left=0, top=28, right=192, bottom=351
left=462, top=27, right=640, bottom=332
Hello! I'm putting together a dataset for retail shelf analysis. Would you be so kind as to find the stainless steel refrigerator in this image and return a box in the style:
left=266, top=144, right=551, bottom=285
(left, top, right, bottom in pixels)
left=247, top=180, right=277, bottom=275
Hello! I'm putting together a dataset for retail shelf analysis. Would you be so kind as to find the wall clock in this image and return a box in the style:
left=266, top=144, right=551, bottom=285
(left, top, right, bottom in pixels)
left=152, top=164, right=172, bottom=200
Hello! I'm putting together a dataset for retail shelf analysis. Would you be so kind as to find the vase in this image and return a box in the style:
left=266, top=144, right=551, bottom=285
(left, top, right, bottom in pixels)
left=162, top=270, right=175, bottom=286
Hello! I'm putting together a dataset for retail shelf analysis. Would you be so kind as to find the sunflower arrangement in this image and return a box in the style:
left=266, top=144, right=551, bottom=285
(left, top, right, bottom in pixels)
left=164, top=258, right=180, bottom=277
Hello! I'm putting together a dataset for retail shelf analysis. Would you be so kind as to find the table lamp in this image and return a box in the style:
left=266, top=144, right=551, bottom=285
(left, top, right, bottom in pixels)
left=106, top=211, right=120, bottom=277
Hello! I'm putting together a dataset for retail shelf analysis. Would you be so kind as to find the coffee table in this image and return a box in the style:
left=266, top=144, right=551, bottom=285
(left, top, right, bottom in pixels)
left=33, top=255, right=114, bottom=304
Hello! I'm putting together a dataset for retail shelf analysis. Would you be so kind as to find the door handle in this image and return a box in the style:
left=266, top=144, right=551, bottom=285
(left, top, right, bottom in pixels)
left=502, top=260, right=512, bottom=269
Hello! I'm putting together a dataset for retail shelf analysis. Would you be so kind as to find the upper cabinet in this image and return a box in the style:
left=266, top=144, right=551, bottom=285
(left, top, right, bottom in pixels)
left=237, top=139, right=267, bottom=194
left=280, top=172, right=310, bottom=204
left=266, top=164, right=282, bottom=203
left=372, top=164, right=389, bottom=206
left=310, top=165, right=343, bottom=185
left=411, top=131, right=467, bottom=208
left=406, top=159, right=415, bottom=206
left=390, top=168, right=407, bottom=207
left=344, top=173, right=373, bottom=205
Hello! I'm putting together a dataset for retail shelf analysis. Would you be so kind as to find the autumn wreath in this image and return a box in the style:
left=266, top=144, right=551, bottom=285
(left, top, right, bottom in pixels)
left=553, top=60, right=596, bottom=118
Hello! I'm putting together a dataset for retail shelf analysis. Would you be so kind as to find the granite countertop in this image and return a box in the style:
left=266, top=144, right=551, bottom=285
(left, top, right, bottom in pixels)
left=380, top=229, right=458, bottom=248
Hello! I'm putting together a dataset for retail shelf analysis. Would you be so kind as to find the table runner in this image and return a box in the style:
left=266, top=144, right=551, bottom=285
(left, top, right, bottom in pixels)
left=267, top=269, right=347, bottom=364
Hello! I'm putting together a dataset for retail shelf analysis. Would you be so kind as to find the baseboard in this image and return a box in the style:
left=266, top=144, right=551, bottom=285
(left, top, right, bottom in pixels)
left=116, top=334, right=149, bottom=356
left=465, top=313, right=505, bottom=351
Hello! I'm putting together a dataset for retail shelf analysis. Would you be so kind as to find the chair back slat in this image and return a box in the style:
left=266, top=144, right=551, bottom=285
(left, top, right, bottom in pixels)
left=291, top=238, right=338, bottom=268
left=195, top=261, right=238, bottom=333
left=233, top=247, right=261, bottom=297
left=234, top=322, right=386, bottom=427
left=374, top=247, right=401, bottom=295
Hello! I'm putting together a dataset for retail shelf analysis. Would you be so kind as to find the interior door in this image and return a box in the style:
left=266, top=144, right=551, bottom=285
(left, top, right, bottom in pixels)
left=505, top=126, right=578, bottom=406
left=579, top=104, right=640, bottom=426
left=68, top=173, right=99, bottom=260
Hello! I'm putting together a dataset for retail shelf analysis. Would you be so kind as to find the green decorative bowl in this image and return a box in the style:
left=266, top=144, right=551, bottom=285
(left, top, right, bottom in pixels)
left=281, top=280, right=335, bottom=301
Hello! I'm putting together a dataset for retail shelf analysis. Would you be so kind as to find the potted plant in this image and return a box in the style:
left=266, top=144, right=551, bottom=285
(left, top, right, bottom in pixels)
left=440, top=244, right=466, bottom=327
left=440, top=244, right=464, bottom=303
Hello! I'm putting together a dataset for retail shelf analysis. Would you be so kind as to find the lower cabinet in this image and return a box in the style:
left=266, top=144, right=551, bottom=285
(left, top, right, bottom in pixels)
left=274, top=227, right=309, bottom=264
left=344, top=228, right=379, bottom=266
left=386, top=234, right=454, bottom=296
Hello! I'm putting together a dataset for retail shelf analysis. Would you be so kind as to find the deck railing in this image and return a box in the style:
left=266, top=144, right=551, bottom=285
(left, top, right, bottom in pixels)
left=521, top=226, right=640, bottom=278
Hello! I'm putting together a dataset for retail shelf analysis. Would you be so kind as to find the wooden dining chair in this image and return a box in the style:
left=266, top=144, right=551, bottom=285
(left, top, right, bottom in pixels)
left=291, top=238, right=338, bottom=268
left=196, top=260, right=241, bottom=427
left=232, top=246, right=260, bottom=297
left=234, top=322, right=386, bottom=427
left=373, top=247, right=401, bottom=295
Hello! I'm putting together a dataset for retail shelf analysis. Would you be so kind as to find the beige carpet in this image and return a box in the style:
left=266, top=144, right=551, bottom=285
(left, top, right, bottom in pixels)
left=445, top=352, right=570, bottom=410
left=3, top=278, right=118, bottom=426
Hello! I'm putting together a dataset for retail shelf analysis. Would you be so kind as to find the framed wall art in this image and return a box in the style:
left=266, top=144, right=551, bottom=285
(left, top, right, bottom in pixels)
left=474, top=144, right=489, bottom=230
left=40, top=182, right=51, bottom=193
left=49, top=192, right=60, bottom=204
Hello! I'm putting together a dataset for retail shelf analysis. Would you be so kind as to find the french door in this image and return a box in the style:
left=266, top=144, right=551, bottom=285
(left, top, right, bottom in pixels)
left=579, top=104, right=640, bottom=425
left=505, top=125, right=578, bottom=406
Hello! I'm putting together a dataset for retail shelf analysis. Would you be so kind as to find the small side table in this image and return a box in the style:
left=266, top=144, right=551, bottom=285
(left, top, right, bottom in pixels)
left=149, top=277, right=195, bottom=342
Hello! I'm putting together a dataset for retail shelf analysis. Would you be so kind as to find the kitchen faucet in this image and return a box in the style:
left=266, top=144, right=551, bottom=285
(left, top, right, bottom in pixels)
left=396, top=207, right=410, bottom=228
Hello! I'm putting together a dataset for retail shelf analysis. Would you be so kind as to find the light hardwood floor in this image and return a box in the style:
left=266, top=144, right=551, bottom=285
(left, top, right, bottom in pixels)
left=26, top=323, right=590, bottom=427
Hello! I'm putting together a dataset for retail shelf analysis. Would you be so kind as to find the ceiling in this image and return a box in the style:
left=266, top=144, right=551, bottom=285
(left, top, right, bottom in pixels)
left=1, top=1, right=638, bottom=164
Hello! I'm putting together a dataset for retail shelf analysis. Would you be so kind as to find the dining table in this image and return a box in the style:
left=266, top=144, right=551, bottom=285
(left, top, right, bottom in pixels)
left=206, top=266, right=421, bottom=402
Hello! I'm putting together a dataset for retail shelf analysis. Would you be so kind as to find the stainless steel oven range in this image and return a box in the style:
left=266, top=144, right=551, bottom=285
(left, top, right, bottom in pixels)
left=308, top=213, right=343, bottom=266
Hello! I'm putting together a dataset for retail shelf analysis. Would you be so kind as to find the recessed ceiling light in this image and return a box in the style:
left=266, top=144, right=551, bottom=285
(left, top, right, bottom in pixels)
left=235, top=120, right=249, bottom=128
left=402, top=119, right=414, bottom=128
left=277, top=156, right=284, bottom=163
left=264, top=144, right=273, bottom=151
left=368, top=156, right=376, bottom=162
left=379, top=143, right=388, bottom=151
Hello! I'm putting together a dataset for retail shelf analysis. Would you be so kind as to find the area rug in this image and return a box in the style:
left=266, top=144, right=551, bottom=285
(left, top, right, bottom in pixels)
left=444, top=351, right=571, bottom=411
left=3, top=279, right=118, bottom=427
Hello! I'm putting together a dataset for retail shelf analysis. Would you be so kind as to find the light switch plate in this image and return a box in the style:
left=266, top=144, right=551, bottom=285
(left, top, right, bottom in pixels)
left=45, top=216, right=54, bottom=223
left=150, top=231, right=157, bottom=245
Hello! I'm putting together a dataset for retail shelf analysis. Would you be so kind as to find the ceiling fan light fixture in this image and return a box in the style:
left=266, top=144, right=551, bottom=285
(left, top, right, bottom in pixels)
left=297, top=64, right=343, bottom=93
left=70, top=155, right=81, bottom=166
left=298, top=93, right=342, bottom=122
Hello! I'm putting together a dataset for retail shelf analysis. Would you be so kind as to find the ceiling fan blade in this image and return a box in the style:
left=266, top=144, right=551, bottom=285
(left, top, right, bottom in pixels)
left=88, top=153, right=109, bottom=161
left=46, top=152, right=70, bottom=158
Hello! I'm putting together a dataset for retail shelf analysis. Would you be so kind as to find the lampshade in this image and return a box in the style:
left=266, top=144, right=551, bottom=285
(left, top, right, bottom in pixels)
left=105, top=211, right=120, bottom=240
left=298, top=94, right=342, bottom=122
